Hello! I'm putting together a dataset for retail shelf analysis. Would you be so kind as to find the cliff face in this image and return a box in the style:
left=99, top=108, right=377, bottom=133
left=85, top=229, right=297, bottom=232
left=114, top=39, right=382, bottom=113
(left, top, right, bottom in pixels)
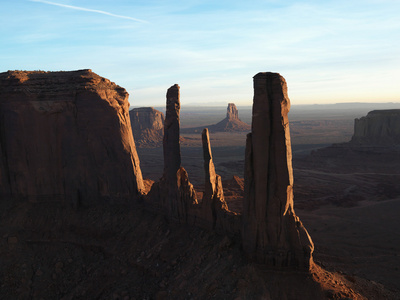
left=351, top=109, right=400, bottom=145
left=0, top=70, right=144, bottom=205
left=129, top=107, right=164, bottom=147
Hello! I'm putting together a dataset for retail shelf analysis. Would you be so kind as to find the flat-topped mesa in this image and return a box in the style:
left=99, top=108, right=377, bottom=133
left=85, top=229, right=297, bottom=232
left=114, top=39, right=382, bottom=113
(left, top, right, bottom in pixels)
left=0, top=70, right=144, bottom=205
left=351, top=109, right=400, bottom=145
left=129, top=107, right=164, bottom=147
left=226, top=103, right=239, bottom=120
left=242, top=72, right=314, bottom=270
left=130, top=107, right=164, bottom=131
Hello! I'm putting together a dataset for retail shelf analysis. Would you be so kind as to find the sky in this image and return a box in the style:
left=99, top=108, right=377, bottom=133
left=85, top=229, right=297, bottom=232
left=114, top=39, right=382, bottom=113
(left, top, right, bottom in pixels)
left=1, top=0, right=399, bottom=107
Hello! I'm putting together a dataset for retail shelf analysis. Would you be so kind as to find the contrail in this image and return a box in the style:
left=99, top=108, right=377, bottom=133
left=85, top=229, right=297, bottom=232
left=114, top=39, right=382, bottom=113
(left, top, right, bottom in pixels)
left=30, top=0, right=148, bottom=23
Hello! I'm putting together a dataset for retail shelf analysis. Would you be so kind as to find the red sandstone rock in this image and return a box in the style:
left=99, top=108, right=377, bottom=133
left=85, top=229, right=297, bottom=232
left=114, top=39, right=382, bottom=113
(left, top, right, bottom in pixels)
left=129, top=107, right=164, bottom=148
left=242, top=72, right=314, bottom=269
left=148, top=84, right=197, bottom=222
left=0, top=69, right=144, bottom=205
left=201, top=128, right=228, bottom=229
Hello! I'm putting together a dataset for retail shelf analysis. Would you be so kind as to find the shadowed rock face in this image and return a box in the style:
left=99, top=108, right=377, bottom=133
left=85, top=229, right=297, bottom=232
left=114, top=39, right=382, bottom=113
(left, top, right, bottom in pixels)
left=149, top=84, right=198, bottom=222
left=164, top=84, right=181, bottom=182
left=201, top=128, right=228, bottom=229
left=129, top=107, right=164, bottom=147
left=351, top=109, right=400, bottom=145
left=0, top=70, right=144, bottom=205
left=242, top=72, right=314, bottom=269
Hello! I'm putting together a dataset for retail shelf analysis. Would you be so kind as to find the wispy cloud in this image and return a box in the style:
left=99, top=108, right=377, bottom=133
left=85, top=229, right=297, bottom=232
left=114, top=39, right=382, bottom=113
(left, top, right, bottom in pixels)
left=29, top=0, right=148, bottom=23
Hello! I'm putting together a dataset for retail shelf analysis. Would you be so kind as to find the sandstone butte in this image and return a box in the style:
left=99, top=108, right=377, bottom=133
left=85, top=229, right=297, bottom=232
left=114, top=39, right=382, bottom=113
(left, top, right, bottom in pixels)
left=129, top=107, right=164, bottom=148
left=351, top=109, right=400, bottom=145
left=0, top=69, right=144, bottom=205
left=181, top=102, right=251, bottom=133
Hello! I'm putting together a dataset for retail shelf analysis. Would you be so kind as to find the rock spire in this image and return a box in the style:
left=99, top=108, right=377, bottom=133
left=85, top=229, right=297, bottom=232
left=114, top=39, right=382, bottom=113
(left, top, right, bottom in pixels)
left=149, top=84, right=197, bottom=222
left=201, top=128, right=228, bottom=229
left=242, top=72, right=314, bottom=269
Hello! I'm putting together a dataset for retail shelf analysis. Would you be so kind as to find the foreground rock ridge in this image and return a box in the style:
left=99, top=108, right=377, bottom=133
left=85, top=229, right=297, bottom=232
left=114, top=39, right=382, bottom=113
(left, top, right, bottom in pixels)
left=0, top=70, right=144, bottom=205
left=242, top=72, right=314, bottom=269
left=351, top=109, right=400, bottom=145
left=129, top=107, right=164, bottom=147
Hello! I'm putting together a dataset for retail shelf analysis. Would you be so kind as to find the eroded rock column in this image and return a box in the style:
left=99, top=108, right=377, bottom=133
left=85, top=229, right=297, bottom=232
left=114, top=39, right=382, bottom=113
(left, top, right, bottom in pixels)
left=201, top=128, right=228, bottom=229
left=163, top=84, right=181, bottom=181
left=242, top=72, right=314, bottom=270
left=153, top=84, right=197, bottom=222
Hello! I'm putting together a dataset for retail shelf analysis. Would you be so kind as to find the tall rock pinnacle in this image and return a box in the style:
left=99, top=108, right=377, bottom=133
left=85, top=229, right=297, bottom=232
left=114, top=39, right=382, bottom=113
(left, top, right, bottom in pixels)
left=201, top=128, right=228, bottom=229
left=150, top=83, right=197, bottom=222
left=242, top=72, right=314, bottom=270
left=163, top=84, right=181, bottom=183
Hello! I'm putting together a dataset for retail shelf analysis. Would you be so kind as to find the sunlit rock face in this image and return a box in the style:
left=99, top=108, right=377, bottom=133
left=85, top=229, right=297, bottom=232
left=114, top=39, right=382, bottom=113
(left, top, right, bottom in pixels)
left=351, top=109, right=400, bottom=145
left=129, top=107, right=164, bottom=148
left=0, top=69, right=144, bottom=205
left=242, top=72, right=314, bottom=270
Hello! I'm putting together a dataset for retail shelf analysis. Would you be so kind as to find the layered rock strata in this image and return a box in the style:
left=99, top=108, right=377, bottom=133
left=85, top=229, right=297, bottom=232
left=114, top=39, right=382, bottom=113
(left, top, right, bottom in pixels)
left=242, top=72, right=314, bottom=269
left=129, top=107, right=164, bottom=147
left=351, top=109, right=400, bottom=145
left=0, top=70, right=144, bottom=205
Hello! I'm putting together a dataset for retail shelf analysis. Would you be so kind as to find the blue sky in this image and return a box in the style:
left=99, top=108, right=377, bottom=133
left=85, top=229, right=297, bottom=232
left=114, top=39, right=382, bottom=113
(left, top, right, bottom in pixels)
left=1, top=0, right=399, bottom=106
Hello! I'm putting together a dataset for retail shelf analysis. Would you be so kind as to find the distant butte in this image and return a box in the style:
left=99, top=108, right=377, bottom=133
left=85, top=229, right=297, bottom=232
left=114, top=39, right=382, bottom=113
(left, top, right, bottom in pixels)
left=129, top=107, right=164, bottom=147
left=351, top=109, right=400, bottom=145
left=181, top=103, right=251, bottom=133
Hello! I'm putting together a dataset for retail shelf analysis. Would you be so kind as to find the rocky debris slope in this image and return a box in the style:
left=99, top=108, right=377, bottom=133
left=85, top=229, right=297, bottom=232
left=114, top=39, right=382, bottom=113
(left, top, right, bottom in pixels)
left=242, top=72, right=314, bottom=269
left=351, top=109, right=400, bottom=145
left=129, top=107, right=164, bottom=148
left=1, top=202, right=385, bottom=300
left=0, top=70, right=144, bottom=206
left=181, top=103, right=251, bottom=133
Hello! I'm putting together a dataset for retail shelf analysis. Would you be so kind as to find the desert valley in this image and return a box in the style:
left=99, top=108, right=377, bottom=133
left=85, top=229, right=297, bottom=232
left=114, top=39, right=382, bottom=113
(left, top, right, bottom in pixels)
left=0, top=69, right=399, bottom=299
